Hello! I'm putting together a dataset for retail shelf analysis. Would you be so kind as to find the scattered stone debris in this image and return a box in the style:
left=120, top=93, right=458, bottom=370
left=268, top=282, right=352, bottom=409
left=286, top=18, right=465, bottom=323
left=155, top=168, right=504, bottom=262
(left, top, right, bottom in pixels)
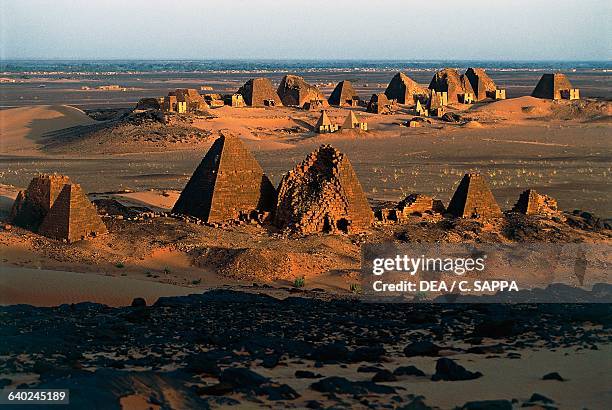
left=10, top=174, right=107, bottom=242
left=274, top=144, right=374, bottom=234
left=431, top=358, right=483, bottom=381
left=172, top=135, right=276, bottom=223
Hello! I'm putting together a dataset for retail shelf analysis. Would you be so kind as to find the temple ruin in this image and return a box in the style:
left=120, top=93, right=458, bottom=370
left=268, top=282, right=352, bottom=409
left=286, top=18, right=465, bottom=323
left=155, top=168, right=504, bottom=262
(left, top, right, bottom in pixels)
left=172, top=135, right=276, bottom=223
left=237, top=78, right=282, bottom=107
left=512, top=189, right=559, bottom=216
left=315, top=110, right=339, bottom=133
left=277, top=75, right=327, bottom=108
left=532, top=73, right=580, bottom=100
left=464, top=68, right=498, bottom=101
left=10, top=174, right=108, bottom=242
left=342, top=111, right=367, bottom=131
left=446, top=173, right=502, bottom=218
left=428, top=68, right=474, bottom=104
left=384, top=72, right=427, bottom=105
left=224, top=93, right=246, bottom=107
left=328, top=80, right=360, bottom=107
left=366, top=93, right=395, bottom=114
left=274, top=145, right=374, bottom=234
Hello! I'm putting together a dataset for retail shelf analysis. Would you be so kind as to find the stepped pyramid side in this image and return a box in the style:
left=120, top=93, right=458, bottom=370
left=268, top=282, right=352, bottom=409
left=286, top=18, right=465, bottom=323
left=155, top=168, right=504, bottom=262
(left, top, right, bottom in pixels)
left=384, top=72, right=426, bottom=105
left=328, top=80, right=359, bottom=106
left=446, top=173, right=502, bottom=218
left=274, top=145, right=373, bottom=234
left=237, top=78, right=282, bottom=107
left=172, top=136, right=276, bottom=223
left=10, top=174, right=72, bottom=230
left=38, top=184, right=108, bottom=242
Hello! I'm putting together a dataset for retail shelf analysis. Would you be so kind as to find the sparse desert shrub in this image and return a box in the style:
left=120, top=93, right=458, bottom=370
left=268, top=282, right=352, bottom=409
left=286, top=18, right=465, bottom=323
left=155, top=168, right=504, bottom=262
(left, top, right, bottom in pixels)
left=293, top=276, right=305, bottom=288
left=115, top=262, right=124, bottom=268
left=163, top=267, right=171, bottom=275
left=192, top=278, right=202, bottom=285
left=349, top=283, right=362, bottom=294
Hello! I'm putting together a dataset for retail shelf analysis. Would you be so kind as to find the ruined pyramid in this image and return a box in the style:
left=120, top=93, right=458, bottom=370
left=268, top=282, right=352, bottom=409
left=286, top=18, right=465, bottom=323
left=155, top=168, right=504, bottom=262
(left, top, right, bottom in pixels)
left=237, top=78, right=282, bottom=107
left=328, top=80, right=360, bottom=106
left=446, top=173, right=502, bottom=218
left=512, top=189, right=559, bottom=216
left=531, top=73, right=575, bottom=100
left=277, top=75, right=327, bottom=107
left=315, top=110, right=338, bottom=133
left=384, top=72, right=427, bottom=105
left=274, top=144, right=373, bottom=234
left=464, top=68, right=497, bottom=101
left=172, top=135, right=276, bottom=223
left=11, top=174, right=107, bottom=241
left=428, top=68, right=474, bottom=103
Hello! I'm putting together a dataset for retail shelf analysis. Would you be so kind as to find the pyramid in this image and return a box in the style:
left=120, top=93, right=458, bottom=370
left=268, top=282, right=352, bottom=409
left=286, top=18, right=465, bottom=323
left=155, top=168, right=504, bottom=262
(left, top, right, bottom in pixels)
left=11, top=174, right=72, bottom=231
left=237, top=78, right=282, bottom=107
left=172, top=135, right=276, bottom=223
left=328, top=80, right=360, bottom=106
left=446, top=173, right=502, bottom=218
left=512, top=189, right=559, bottom=216
left=428, top=68, right=474, bottom=103
left=38, top=184, right=108, bottom=242
left=384, top=72, right=427, bottom=105
left=531, top=73, right=574, bottom=100
left=342, top=111, right=367, bottom=130
left=464, top=68, right=497, bottom=101
left=274, top=145, right=373, bottom=234
left=277, top=75, right=327, bottom=107
left=366, top=93, right=393, bottom=114
left=315, top=110, right=338, bottom=133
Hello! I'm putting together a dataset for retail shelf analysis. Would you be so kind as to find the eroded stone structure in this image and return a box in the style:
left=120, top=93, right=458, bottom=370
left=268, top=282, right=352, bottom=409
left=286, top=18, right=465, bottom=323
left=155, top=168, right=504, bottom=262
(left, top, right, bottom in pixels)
left=274, top=145, right=373, bottom=234
left=162, top=89, right=208, bottom=113
left=532, top=73, right=579, bottom=100
left=315, top=110, right=339, bottom=133
left=342, top=111, right=367, bottom=131
left=303, top=99, right=327, bottom=111
left=328, top=80, right=360, bottom=107
left=277, top=75, right=327, bottom=108
left=512, top=189, right=559, bottom=216
left=237, top=78, right=282, bottom=107
left=446, top=173, right=502, bottom=218
left=172, top=135, right=276, bottom=223
left=428, top=68, right=474, bottom=104
left=384, top=72, right=427, bottom=105
left=224, top=94, right=246, bottom=107
left=464, top=68, right=497, bottom=101
left=366, top=93, right=396, bottom=114
left=11, top=174, right=107, bottom=242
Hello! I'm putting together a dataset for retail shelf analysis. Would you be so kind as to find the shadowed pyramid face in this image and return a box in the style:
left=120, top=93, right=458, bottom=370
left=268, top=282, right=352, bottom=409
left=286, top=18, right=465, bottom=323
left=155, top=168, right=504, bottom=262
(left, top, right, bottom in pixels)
left=446, top=173, right=502, bottom=218
left=172, top=136, right=276, bottom=223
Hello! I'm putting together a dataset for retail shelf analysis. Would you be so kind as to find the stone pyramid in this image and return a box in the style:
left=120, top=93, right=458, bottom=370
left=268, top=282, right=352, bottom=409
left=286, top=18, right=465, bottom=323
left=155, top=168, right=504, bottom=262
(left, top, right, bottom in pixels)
left=38, top=184, right=108, bottom=242
left=277, top=75, right=327, bottom=107
left=342, top=111, right=360, bottom=129
left=446, top=173, right=502, bottom=218
left=428, top=68, right=474, bottom=103
left=11, top=174, right=107, bottom=242
left=464, top=68, right=497, bottom=101
left=274, top=144, right=373, bottom=234
left=531, top=73, right=574, bottom=100
left=512, top=189, right=558, bottom=215
left=172, top=135, right=276, bottom=223
left=384, top=72, right=427, bottom=105
left=237, top=78, right=282, bottom=107
left=328, top=80, right=360, bottom=106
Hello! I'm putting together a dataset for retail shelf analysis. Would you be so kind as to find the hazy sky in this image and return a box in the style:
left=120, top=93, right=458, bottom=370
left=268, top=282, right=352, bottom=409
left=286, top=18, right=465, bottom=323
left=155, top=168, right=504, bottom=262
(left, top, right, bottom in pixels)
left=2, top=0, right=611, bottom=60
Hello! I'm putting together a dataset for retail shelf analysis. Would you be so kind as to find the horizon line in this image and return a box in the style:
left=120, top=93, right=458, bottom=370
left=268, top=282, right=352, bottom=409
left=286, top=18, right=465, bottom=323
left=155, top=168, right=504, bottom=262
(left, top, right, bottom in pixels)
left=3, top=58, right=612, bottom=63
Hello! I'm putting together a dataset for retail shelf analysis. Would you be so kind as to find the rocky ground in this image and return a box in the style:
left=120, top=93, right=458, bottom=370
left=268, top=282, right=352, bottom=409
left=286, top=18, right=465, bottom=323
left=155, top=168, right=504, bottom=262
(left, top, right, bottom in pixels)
left=0, top=290, right=611, bottom=409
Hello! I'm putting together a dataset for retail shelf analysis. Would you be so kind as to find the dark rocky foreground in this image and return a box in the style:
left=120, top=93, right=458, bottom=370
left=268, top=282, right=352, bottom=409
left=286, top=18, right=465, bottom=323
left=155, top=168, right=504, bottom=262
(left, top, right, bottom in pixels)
left=1, top=290, right=611, bottom=409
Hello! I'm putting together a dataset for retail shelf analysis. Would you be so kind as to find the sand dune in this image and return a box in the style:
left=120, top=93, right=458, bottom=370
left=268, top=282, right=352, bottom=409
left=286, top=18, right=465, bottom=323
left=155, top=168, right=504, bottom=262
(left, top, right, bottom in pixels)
left=0, top=105, right=97, bottom=154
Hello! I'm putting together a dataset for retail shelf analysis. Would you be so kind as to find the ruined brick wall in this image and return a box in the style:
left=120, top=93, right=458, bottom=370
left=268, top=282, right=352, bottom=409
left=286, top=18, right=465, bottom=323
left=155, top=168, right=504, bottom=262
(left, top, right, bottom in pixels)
left=446, top=173, right=502, bottom=218
left=172, top=136, right=276, bottom=223
left=328, top=80, right=360, bottom=106
left=428, top=68, right=474, bottom=104
left=274, top=145, right=373, bottom=234
left=237, top=78, right=282, bottom=107
left=384, top=72, right=427, bottom=105
left=277, top=75, right=327, bottom=107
